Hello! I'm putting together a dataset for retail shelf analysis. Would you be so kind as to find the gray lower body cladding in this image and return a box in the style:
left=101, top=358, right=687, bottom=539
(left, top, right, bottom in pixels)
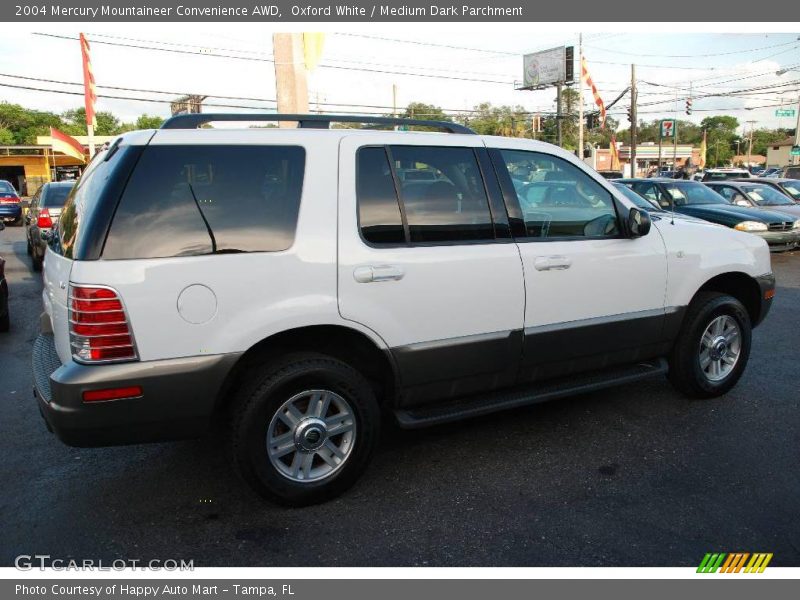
left=33, top=333, right=241, bottom=447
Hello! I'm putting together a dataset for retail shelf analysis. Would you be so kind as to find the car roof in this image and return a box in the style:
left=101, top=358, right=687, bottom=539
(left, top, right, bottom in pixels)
left=744, top=177, right=798, bottom=183
left=43, top=181, right=75, bottom=187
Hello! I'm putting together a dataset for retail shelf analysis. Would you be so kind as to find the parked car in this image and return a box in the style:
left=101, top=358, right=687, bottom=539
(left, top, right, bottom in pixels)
left=25, top=181, right=75, bottom=272
left=33, top=115, right=775, bottom=506
left=781, top=165, right=800, bottom=180
left=735, top=177, right=800, bottom=204
left=597, top=170, right=623, bottom=180
left=0, top=220, right=8, bottom=332
left=705, top=181, right=800, bottom=219
left=701, top=168, right=753, bottom=181
left=760, top=167, right=781, bottom=178
left=618, top=178, right=800, bottom=251
left=0, top=180, right=22, bottom=225
left=611, top=182, right=712, bottom=226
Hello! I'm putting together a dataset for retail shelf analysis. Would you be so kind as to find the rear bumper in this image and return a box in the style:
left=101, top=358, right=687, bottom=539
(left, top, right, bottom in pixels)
left=32, top=333, right=240, bottom=447
left=754, top=273, right=776, bottom=327
left=0, top=205, right=21, bottom=221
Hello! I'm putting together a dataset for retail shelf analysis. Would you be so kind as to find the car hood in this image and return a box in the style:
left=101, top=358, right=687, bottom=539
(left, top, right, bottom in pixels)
left=679, top=203, right=794, bottom=224
left=754, top=204, right=800, bottom=219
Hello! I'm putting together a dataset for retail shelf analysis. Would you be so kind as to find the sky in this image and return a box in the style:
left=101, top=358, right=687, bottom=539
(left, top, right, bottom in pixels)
left=0, top=24, right=799, bottom=137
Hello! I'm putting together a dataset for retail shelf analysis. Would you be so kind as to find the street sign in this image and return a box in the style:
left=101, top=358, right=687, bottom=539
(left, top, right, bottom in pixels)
left=791, top=146, right=800, bottom=156
left=660, top=119, right=675, bottom=138
left=775, top=109, right=796, bottom=118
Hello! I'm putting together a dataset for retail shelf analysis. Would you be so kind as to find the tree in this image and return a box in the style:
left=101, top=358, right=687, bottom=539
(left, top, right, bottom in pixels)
left=0, top=102, right=62, bottom=144
left=0, top=127, right=15, bottom=145
left=396, top=102, right=452, bottom=131
left=61, top=108, right=123, bottom=136
left=135, top=114, right=165, bottom=129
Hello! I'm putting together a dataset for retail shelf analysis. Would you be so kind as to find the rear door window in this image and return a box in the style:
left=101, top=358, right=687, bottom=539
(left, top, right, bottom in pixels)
left=102, top=145, right=305, bottom=259
left=390, top=146, right=494, bottom=243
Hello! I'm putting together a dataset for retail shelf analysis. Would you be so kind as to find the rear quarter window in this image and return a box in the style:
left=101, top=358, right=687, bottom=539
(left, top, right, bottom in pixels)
left=102, top=145, right=305, bottom=259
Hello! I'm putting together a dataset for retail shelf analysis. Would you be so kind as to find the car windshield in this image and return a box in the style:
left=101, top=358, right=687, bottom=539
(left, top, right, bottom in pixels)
left=741, top=184, right=794, bottom=206
left=663, top=182, right=729, bottom=205
left=779, top=181, right=800, bottom=201
left=0, top=181, right=15, bottom=194
left=613, top=184, right=661, bottom=211
left=42, top=184, right=75, bottom=208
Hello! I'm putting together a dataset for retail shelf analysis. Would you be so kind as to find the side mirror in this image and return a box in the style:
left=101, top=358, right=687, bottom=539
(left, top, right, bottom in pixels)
left=628, top=207, right=651, bottom=238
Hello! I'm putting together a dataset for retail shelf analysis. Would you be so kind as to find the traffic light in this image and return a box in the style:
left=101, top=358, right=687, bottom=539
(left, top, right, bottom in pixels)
left=586, top=113, right=596, bottom=129
left=627, top=106, right=633, bottom=122
left=686, top=97, right=693, bottom=116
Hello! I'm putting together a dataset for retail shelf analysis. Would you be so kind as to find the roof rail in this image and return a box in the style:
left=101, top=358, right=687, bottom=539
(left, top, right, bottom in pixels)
left=160, top=113, right=476, bottom=134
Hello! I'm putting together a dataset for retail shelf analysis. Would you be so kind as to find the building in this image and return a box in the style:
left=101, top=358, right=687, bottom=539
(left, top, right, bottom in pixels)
left=765, top=138, right=796, bottom=168
left=731, top=154, right=766, bottom=168
left=592, top=143, right=700, bottom=177
left=0, top=135, right=115, bottom=196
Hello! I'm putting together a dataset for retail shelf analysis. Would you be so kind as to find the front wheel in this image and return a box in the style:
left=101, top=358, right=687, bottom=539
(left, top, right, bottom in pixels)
left=230, top=353, right=380, bottom=506
left=668, top=292, right=752, bottom=399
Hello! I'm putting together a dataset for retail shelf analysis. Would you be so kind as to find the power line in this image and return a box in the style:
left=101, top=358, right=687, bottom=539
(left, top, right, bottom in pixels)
left=33, top=32, right=518, bottom=86
left=585, top=38, right=800, bottom=58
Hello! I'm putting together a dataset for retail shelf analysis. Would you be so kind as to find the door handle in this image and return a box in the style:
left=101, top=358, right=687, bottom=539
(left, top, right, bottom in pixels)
left=353, top=265, right=405, bottom=283
left=534, top=255, right=572, bottom=271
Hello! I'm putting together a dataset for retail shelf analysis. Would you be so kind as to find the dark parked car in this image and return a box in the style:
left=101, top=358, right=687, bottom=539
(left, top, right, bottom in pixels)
left=705, top=181, right=800, bottom=219
left=618, top=178, right=800, bottom=251
left=735, top=177, right=800, bottom=204
left=25, top=181, right=74, bottom=271
left=701, top=168, right=752, bottom=182
left=781, top=165, right=800, bottom=179
left=0, top=180, right=22, bottom=225
left=597, top=170, right=623, bottom=180
left=0, top=220, right=8, bottom=332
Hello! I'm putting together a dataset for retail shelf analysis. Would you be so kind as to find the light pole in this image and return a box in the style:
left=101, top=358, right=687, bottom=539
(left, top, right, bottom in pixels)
left=776, top=68, right=800, bottom=165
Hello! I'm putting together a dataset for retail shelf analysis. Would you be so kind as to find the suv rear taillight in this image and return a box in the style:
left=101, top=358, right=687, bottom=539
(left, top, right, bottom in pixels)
left=68, top=285, right=138, bottom=363
left=37, top=209, right=53, bottom=229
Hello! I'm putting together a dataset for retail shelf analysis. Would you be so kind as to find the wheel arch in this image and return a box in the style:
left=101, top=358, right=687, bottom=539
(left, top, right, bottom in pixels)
left=215, top=324, right=399, bottom=413
left=693, top=271, right=762, bottom=326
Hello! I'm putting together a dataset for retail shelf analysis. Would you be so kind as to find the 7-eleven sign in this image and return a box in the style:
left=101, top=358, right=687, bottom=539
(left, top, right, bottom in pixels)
left=660, top=119, right=676, bottom=138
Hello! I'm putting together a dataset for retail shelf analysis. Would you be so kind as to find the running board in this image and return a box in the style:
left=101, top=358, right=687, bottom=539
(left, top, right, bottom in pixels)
left=394, top=359, right=668, bottom=429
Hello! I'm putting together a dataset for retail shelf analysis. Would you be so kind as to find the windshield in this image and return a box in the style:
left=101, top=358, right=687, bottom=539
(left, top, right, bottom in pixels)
left=705, top=171, right=748, bottom=181
left=0, top=181, right=16, bottom=194
left=42, top=184, right=75, bottom=208
left=664, top=182, right=730, bottom=206
left=613, top=184, right=661, bottom=211
left=741, top=184, right=794, bottom=206
left=779, top=181, right=800, bottom=201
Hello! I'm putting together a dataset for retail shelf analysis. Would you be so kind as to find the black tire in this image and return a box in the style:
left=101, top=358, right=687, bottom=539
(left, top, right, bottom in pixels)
left=668, top=292, right=752, bottom=399
left=230, top=352, right=380, bottom=506
left=26, top=238, right=32, bottom=255
left=0, top=310, right=9, bottom=333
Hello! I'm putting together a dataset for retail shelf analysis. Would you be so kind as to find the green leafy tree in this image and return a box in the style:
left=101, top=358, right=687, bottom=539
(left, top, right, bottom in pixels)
left=0, top=127, right=15, bottom=145
left=0, top=102, right=62, bottom=144
left=61, top=108, right=123, bottom=136
left=135, top=114, right=165, bottom=129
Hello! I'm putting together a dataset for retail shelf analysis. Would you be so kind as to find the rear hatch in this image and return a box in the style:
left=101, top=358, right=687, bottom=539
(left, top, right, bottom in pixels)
left=42, top=134, right=151, bottom=363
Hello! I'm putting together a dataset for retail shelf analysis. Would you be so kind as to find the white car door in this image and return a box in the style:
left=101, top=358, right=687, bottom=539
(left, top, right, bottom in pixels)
left=487, top=140, right=669, bottom=383
left=337, top=133, right=526, bottom=406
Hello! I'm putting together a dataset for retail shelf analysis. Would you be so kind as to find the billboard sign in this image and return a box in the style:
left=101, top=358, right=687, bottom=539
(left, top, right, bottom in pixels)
left=522, top=46, right=569, bottom=89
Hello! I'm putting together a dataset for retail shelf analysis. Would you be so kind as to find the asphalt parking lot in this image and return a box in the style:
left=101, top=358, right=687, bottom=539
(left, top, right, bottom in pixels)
left=1, top=223, right=798, bottom=567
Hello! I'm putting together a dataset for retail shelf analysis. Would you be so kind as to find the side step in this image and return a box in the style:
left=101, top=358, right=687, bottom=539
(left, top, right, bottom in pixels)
left=394, top=359, right=668, bottom=429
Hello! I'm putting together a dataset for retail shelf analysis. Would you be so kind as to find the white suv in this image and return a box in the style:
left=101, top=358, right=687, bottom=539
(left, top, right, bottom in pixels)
left=33, top=115, right=775, bottom=505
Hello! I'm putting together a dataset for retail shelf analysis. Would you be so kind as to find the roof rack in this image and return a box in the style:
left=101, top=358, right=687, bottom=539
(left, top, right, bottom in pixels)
left=159, top=113, right=476, bottom=134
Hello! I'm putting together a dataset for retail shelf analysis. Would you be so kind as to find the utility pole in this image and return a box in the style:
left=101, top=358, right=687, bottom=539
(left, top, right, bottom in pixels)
left=630, top=64, right=637, bottom=177
left=578, top=33, right=584, bottom=160
left=272, top=33, right=310, bottom=127
left=746, top=120, right=756, bottom=168
left=556, top=84, right=563, bottom=148
left=672, top=88, right=679, bottom=168
left=794, top=93, right=800, bottom=165
left=392, top=83, right=398, bottom=118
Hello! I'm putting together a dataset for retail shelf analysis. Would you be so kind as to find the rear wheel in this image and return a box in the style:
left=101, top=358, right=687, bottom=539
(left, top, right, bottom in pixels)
left=668, top=292, right=751, bottom=399
left=0, top=309, right=9, bottom=333
left=230, top=353, right=380, bottom=506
